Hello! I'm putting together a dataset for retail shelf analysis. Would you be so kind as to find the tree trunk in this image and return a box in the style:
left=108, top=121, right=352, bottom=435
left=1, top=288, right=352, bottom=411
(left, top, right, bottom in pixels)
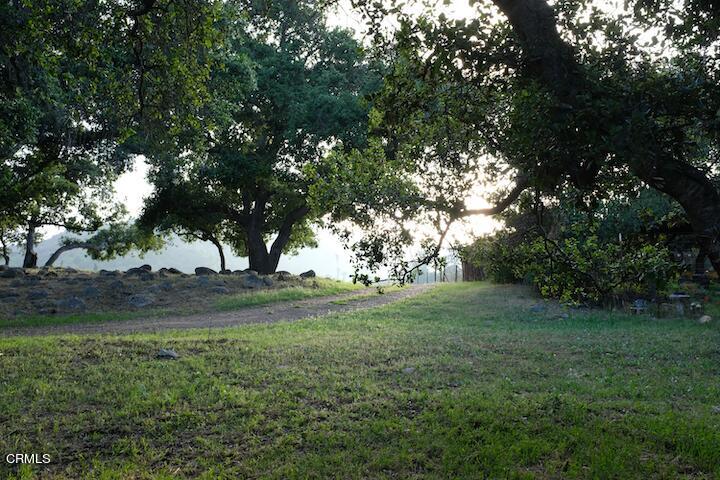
left=244, top=205, right=310, bottom=274
left=23, top=222, right=38, bottom=268
left=208, top=236, right=226, bottom=272
left=246, top=226, right=277, bottom=274
left=44, top=242, right=93, bottom=267
left=491, top=0, right=720, bottom=277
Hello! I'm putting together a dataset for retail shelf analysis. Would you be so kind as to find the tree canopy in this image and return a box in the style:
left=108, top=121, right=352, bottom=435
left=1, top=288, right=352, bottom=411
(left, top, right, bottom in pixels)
left=141, top=0, right=381, bottom=273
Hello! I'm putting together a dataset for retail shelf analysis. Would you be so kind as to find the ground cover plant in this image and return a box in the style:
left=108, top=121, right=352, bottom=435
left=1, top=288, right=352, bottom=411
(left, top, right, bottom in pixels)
left=1, top=282, right=719, bottom=479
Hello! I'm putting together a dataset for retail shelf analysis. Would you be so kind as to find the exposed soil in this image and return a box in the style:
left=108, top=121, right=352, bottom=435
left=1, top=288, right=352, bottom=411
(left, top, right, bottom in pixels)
left=3, top=283, right=433, bottom=336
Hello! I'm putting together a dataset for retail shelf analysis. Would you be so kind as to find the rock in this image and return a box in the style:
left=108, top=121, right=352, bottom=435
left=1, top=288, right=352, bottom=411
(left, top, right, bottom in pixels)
left=274, top=271, right=293, bottom=281
left=299, top=270, right=316, bottom=278
left=0, top=290, right=20, bottom=299
left=220, top=269, right=233, bottom=275
left=159, top=281, right=173, bottom=291
left=211, top=286, right=230, bottom=294
left=128, top=294, right=154, bottom=308
left=195, top=267, right=217, bottom=276
left=56, top=296, right=86, bottom=311
left=147, top=284, right=162, bottom=294
left=402, top=367, right=416, bottom=374
left=530, top=304, right=546, bottom=313
left=99, top=269, right=120, bottom=277
left=241, top=273, right=265, bottom=289
left=63, top=267, right=78, bottom=273
left=139, top=264, right=152, bottom=272
left=699, top=315, right=712, bottom=324
left=167, top=267, right=182, bottom=275
left=82, top=286, right=101, bottom=298
left=195, top=276, right=210, bottom=286
left=139, top=271, right=156, bottom=281
left=263, top=276, right=274, bottom=287
left=27, top=289, right=50, bottom=301
left=156, top=349, right=179, bottom=360
left=125, top=267, right=147, bottom=276
left=0, top=268, right=25, bottom=279
left=108, top=280, right=125, bottom=290
left=232, top=270, right=246, bottom=275
left=243, top=269, right=259, bottom=275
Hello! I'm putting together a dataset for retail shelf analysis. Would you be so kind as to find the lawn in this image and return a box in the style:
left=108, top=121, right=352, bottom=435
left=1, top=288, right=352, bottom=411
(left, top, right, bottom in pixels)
left=1, top=282, right=719, bottom=479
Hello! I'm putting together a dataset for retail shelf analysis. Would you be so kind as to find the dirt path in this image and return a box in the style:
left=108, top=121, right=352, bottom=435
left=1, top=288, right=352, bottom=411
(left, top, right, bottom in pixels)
left=3, top=285, right=435, bottom=337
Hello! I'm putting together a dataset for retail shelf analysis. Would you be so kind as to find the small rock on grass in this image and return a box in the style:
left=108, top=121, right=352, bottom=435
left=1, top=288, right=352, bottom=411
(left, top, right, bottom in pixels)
left=402, top=367, right=416, bottom=374
left=530, top=304, right=546, bottom=313
left=699, top=315, right=712, bottom=324
left=156, top=349, right=179, bottom=360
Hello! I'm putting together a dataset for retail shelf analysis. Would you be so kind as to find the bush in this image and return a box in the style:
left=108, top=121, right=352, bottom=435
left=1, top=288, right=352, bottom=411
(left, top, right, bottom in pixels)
left=516, top=233, right=679, bottom=305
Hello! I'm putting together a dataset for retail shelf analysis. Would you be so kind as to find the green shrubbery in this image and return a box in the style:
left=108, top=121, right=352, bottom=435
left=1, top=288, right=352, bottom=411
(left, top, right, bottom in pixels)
left=461, top=191, right=683, bottom=305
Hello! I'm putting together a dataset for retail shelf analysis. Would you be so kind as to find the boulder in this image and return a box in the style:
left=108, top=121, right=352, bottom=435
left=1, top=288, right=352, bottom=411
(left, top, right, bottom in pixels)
left=243, top=269, right=259, bottom=275
left=241, top=273, right=265, bottom=289
left=82, top=286, right=101, bottom=298
left=167, top=267, right=183, bottom=275
left=99, top=269, right=120, bottom=277
left=195, top=276, right=210, bottom=287
left=211, top=286, right=230, bottom=294
left=195, top=267, right=217, bottom=276
left=299, top=270, right=316, bottom=279
left=263, top=276, right=274, bottom=287
left=220, top=269, right=233, bottom=275
left=56, top=296, right=86, bottom=311
left=699, top=315, right=712, bottom=324
left=125, top=267, right=147, bottom=276
left=274, top=271, right=293, bottom=281
left=27, top=289, right=50, bottom=301
left=0, top=268, right=25, bottom=279
left=128, top=294, right=154, bottom=308
left=139, top=264, right=152, bottom=272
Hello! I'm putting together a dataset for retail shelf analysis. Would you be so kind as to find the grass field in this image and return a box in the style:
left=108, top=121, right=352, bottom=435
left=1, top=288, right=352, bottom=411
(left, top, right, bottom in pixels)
left=1, top=278, right=363, bottom=329
left=1, top=282, right=719, bottom=479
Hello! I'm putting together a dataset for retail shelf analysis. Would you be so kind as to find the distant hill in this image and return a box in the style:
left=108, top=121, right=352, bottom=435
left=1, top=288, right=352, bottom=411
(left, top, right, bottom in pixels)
left=8, top=229, right=355, bottom=280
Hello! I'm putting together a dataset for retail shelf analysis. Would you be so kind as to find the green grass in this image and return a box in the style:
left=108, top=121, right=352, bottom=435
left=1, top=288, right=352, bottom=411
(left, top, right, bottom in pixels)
left=214, top=278, right=363, bottom=310
left=1, top=282, right=719, bottom=479
left=329, top=285, right=404, bottom=305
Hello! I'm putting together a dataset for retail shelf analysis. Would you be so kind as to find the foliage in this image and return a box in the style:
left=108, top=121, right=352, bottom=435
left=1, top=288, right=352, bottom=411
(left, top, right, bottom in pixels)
left=1, top=0, right=226, bottom=265
left=459, top=234, right=523, bottom=284
left=144, top=0, right=381, bottom=273
left=517, top=230, right=679, bottom=305
left=334, top=0, right=720, bottom=281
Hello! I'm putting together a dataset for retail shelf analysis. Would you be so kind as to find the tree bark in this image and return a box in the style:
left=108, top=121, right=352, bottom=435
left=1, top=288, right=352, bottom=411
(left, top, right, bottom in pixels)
left=23, top=222, right=38, bottom=268
left=44, top=242, right=94, bottom=267
left=491, top=0, right=720, bottom=277
left=208, top=236, right=226, bottom=272
left=245, top=204, right=310, bottom=274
